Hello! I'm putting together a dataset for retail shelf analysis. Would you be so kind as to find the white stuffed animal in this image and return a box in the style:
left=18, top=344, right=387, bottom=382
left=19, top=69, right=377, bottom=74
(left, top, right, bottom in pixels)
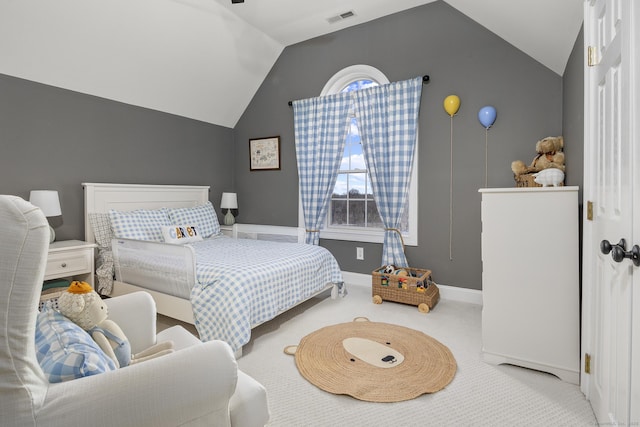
left=57, top=281, right=174, bottom=368
left=533, top=168, right=565, bottom=187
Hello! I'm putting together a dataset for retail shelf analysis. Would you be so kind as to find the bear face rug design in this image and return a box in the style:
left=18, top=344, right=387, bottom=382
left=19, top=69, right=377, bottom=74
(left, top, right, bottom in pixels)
left=284, top=317, right=456, bottom=402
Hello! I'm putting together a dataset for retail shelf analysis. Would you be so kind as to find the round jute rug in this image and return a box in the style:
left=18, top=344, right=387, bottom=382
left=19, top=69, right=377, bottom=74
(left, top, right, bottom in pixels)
left=288, top=318, right=456, bottom=402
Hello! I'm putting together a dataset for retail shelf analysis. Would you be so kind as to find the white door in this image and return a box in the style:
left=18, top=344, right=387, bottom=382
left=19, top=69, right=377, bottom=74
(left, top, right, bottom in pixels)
left=582, top=0, right=639, bottom=425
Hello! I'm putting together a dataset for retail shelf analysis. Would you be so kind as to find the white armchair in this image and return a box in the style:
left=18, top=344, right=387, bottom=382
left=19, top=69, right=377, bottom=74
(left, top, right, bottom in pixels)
left=0, top=195, right=269, bottom=427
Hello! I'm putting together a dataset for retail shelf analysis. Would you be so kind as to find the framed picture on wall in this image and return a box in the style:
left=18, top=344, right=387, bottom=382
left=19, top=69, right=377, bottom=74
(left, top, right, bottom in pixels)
left=249, top=136, right=281, bottom=171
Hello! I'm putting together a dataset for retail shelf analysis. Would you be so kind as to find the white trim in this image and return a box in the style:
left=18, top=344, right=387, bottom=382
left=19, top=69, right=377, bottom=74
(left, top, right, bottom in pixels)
left=320, top=64, right=390, bottom=95
left=341, top=271, right=483, bottom=306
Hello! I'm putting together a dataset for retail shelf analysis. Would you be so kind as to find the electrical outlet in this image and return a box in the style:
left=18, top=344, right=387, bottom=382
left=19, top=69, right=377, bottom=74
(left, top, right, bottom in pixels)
left=356, top=247, right=364, bottom=260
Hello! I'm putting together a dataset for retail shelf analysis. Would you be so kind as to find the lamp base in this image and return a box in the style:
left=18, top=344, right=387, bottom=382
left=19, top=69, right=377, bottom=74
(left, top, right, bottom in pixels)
left=49, top=225, right=55, bottom=244
left=224, top=210, right=235, bottom=226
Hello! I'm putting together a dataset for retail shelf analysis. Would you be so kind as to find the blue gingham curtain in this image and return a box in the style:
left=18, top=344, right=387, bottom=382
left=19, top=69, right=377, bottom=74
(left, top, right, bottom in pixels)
left=352, top=76, right=422, bottom=266
left=293, top=92, right=351, bottom=245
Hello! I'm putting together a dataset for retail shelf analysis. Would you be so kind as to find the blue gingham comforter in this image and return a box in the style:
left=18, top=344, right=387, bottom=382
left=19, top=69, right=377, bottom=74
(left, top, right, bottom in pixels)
left=189, top=236, right=343, bottom=351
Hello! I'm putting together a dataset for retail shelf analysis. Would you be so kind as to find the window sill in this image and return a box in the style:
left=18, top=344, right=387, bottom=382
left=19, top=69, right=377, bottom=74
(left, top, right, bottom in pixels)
left=320, top=227, right=417, bottom=246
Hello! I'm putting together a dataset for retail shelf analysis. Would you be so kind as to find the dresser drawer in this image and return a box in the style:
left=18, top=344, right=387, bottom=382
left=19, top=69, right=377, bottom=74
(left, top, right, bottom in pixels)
left=44, top=251, right=91, bottom=280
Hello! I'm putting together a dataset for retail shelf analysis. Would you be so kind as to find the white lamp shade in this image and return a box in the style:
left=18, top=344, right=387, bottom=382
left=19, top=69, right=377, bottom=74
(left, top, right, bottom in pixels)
left=29, top=190, right=61, bottom=217
left=220, top=192, right=238, bottom=210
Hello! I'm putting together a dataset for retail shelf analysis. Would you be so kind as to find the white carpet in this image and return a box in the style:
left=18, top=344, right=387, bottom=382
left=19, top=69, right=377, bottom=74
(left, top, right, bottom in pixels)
left=231, top=283, right=596, bottom=427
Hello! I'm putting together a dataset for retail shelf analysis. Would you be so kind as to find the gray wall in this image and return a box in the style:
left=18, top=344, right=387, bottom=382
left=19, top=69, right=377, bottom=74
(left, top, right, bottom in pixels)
left=562, top=27, right=585, bottom=196
left=562, top=27, right=585, bottom=278
left=233, top=1, right=571, bottom=290
left=0, top=1, right=584, bottom=292
left=0, top=74, right=235, bottom=241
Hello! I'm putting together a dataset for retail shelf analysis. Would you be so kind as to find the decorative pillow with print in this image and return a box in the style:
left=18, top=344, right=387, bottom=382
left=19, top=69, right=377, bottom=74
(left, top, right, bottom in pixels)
left=162, top=225, right=203, bottom=244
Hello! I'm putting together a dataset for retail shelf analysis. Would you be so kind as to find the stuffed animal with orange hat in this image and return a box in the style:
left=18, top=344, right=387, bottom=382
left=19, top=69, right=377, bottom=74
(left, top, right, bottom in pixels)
left=57, top=281, right=174, bottom=368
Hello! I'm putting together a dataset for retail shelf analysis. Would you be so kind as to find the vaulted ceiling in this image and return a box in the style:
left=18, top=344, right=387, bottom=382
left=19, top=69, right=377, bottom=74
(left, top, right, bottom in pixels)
left=0, top=0, right=583, bottom=128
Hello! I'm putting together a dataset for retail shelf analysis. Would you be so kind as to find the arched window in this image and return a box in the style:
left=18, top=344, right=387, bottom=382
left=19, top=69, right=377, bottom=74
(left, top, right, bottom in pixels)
left=300, top=65, right=418, bottom=246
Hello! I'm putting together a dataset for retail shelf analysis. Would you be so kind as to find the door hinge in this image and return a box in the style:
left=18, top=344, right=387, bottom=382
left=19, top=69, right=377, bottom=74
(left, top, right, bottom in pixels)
left=588, top=46, right=598, bottom=67
left=587, top=200, right=594, bottom=221
left=585, top=353, right=591, bottom=374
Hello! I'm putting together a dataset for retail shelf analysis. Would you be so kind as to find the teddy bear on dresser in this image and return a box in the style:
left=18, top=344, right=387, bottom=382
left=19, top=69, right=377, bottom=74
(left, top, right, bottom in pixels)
left=57, top=281, right=174, bottom=368
left=511, top=135, right=565, bottom=177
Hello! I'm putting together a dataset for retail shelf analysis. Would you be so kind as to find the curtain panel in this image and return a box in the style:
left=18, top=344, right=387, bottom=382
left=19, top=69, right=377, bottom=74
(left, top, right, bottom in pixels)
left=353, top=76, right=422, bottom=266
left=293, top=92, right=351, bottom=245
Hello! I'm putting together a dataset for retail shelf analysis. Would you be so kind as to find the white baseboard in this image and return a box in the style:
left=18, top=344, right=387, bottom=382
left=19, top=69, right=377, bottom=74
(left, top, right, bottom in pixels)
left=341, top=271, right=483, bottom=306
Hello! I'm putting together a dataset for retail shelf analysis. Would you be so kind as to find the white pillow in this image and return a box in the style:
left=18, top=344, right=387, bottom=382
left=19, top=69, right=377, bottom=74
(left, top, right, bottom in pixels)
left=162, top=225, right=203, bottom=244
left=109, top=208, right=171, bottom=242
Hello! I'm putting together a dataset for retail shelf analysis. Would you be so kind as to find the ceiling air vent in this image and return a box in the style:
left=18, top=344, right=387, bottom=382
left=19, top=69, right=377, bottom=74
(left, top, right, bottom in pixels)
left=327, top=10, right=356, bottom=24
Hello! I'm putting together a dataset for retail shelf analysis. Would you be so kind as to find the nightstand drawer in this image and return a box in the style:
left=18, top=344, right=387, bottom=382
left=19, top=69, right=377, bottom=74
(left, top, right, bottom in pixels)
left=44, top=251, right=91, bottom=280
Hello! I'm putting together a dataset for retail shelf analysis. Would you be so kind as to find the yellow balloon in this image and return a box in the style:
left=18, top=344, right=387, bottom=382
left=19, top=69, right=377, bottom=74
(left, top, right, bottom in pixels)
left=443, top=95, right=461, bottom=117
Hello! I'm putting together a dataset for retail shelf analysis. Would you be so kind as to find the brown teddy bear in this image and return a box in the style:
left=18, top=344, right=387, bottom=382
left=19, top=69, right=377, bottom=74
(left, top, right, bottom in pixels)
left=511, top=136, right=565, bottom=177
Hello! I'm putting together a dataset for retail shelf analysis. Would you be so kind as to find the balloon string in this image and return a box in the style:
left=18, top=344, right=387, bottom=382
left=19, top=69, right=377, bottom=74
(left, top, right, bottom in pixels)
left=485, top=129, right=488, bottom=188
left=450, top=116, right=453, bottom=261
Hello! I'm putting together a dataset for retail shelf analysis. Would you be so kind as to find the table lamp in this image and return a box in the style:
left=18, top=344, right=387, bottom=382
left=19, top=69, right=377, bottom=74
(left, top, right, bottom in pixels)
left=29, top=190, right=61, bottom=243
left=220, top=192, right=238, bottom=226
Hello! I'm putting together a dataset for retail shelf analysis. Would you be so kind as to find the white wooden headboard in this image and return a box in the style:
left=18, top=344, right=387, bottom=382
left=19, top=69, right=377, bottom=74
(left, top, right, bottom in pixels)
left=83, top=183, right=210, bottom=244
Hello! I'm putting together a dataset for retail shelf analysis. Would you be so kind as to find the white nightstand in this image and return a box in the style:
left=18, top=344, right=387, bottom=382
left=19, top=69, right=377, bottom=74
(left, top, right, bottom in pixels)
left=219, top=224, right=235, bottom=237
left=44, top=240, right=97, bottom=288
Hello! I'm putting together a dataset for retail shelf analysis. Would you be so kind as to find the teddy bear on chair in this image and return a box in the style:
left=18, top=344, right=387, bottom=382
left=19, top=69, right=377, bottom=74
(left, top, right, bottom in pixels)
left=57, top=281, right=174, bottom=368
left=511, top=135, right=566, bottom=177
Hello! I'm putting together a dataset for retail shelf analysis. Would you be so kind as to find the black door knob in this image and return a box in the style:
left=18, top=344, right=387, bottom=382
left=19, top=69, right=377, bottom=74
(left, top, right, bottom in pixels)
left=600, top=239, right=626, bottom=255
left=601, top=238, right=640, bottom=267
left=612, top=244, right=640, bottom=267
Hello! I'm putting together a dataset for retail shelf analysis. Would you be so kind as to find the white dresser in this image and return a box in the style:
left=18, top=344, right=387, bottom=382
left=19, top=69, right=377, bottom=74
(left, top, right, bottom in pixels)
left=479, top=186, right=580, bottom=384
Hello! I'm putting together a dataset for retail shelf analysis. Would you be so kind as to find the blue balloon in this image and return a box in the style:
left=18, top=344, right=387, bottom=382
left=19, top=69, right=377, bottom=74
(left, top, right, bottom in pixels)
left=478, top=106, right=497, bottom=129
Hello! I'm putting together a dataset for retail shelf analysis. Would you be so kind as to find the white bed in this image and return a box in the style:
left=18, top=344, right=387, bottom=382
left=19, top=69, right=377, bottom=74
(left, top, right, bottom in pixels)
left=83, top=182, right=345, bottom=353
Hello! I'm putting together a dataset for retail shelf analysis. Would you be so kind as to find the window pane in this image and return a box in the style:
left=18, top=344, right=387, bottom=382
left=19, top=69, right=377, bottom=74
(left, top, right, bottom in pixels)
left=342, top=80, right=376, bottom=93
left=349, top=173, right=367, bottom=195
left=365, top=175, right=374, bottom=199
left=349, top=145, right=366, bottom=171
left=367, top=202, right=383, bottom=227
left=333, top=174, right=348, bottom=198
left=343, top=118, right=365, bottom=171
left=330, top=200, right=347, bottom=225
left=348, top=200, right=365, bottom=226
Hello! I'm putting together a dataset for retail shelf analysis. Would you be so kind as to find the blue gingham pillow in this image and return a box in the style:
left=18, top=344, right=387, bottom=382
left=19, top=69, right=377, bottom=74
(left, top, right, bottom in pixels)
left=167, top=202, right=220, bottom=238
left=108, top=208, right=171, bottom=242
left=35, top=306, right=117, bottom=383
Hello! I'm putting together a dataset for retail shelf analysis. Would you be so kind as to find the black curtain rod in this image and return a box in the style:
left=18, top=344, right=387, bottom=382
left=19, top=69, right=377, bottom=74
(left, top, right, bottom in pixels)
left=288, top=74, right=430, bottom=106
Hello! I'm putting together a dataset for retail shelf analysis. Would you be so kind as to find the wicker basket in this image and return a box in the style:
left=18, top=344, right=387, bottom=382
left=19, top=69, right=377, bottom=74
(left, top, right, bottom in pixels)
left=39, top=287, right=66, bottom=311
left=514, top=173, right=564, bottom=188
left=515, top=173, right=541, bottom=187
left=372, top=267, right=439, bottom=312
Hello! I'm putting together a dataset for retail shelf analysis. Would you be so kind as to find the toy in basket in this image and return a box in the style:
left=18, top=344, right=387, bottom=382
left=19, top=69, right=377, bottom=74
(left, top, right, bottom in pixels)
left=372, top=265, right=440, bottom=313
